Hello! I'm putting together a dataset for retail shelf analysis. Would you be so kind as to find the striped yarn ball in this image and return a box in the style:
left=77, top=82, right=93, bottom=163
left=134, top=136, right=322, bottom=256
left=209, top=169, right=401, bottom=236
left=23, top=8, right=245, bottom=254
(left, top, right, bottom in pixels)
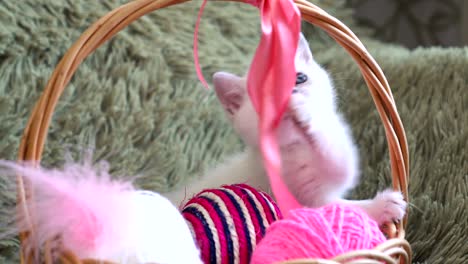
left=181, top=184, right=282, bottom=264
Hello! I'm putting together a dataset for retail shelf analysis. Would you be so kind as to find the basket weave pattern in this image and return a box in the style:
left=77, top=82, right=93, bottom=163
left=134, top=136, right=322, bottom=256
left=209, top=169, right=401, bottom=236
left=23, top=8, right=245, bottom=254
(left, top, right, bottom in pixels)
left=15, top=0, right=411, bottom=263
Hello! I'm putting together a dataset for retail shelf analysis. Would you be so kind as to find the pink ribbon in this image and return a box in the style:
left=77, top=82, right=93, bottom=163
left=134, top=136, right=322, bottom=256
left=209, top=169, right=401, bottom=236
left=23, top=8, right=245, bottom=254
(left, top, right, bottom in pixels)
left=193, top=0, right=302, bottom=215
left=193, top=0, right=210, bottom=89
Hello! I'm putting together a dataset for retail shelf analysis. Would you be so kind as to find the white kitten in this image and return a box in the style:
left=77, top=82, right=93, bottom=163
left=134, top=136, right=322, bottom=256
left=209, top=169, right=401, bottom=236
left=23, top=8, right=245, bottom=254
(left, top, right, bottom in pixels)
left=165, top=34, right=406, bottom=225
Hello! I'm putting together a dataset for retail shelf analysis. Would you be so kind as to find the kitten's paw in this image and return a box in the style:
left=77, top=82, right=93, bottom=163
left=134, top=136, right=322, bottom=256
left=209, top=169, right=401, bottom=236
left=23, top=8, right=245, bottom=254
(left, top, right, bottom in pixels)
left=368, top=189, right=407, bottom=225
left=289, top=93, right=312, bottom=126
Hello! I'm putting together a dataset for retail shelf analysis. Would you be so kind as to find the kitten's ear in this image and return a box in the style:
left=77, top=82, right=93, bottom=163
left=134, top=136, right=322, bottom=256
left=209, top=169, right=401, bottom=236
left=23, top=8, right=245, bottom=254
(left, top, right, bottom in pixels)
left=212, top=71, right=245, bottom=116
left=296, top=33, right=313, bottom=62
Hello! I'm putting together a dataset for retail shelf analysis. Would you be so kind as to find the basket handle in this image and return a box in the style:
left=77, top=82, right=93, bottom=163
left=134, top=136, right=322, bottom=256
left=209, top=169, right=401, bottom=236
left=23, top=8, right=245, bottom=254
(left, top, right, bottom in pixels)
left=16, top=0, right=410, bottom=261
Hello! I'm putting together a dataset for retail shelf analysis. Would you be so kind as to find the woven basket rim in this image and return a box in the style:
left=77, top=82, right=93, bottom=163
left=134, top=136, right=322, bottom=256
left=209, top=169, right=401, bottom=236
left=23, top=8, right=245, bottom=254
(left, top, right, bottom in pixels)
left=14, top=0, right=411, bottom=263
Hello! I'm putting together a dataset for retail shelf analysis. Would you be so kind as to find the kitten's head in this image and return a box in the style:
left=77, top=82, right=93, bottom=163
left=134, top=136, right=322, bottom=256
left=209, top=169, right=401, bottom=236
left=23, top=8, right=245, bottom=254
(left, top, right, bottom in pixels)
left=212, top=33, right=336, bottom=146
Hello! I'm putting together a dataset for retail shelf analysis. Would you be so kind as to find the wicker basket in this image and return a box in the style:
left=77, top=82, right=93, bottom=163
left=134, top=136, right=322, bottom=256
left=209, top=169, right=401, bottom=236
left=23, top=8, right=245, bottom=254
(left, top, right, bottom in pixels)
left=15, top=0, right=411, bottom=263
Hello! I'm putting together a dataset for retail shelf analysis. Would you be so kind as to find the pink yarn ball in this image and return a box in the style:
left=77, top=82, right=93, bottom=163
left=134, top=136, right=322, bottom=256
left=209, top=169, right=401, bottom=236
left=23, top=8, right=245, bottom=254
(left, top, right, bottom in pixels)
left=251, top=203, right=387, bottom=264
left=182, top=184, right=282, bottom=264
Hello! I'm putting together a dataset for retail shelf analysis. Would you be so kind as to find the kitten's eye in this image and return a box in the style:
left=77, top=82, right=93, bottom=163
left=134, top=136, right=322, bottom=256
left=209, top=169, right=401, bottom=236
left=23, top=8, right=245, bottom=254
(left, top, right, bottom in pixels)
left=295, top=72, right=308, bottom=85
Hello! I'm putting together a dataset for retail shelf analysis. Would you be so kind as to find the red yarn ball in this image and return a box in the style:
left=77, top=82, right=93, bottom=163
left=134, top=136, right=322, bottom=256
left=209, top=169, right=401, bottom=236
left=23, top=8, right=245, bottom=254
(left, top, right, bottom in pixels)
left=251, top=203, right=387, bottom=264
left=181, top=184, right=282, bottom=264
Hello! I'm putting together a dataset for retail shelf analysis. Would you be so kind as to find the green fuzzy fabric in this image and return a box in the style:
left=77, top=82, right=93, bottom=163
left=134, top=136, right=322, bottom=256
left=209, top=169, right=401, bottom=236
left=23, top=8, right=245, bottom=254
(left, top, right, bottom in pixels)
left=0, top=0, right=466, bottom=263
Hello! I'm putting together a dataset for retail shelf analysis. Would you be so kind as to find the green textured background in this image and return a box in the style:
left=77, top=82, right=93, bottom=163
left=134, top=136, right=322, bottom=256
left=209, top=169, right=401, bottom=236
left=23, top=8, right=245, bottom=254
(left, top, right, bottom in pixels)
left=0, top=0, right=466, bottom=263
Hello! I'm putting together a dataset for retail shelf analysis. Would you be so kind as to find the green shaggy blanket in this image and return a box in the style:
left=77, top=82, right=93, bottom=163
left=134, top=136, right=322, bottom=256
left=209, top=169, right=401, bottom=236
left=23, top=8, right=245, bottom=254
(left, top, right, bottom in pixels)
left=0, top=0, right=466, bottom=263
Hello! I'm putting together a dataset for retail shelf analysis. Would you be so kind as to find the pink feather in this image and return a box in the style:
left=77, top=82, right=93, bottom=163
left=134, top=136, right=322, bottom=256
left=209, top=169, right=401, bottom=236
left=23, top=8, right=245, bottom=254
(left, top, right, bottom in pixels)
left=0, top=159, right=137, bottom=260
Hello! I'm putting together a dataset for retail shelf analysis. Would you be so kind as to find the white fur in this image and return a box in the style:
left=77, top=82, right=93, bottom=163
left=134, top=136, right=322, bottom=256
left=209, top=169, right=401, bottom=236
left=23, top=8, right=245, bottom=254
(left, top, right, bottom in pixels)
left=165, top=33, right=406, bottom=225
left=164, top=149, right=268, bottom=208
left=113, top=191, right=202, bottom=264
left=89, top=190, right=203, bottom=263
